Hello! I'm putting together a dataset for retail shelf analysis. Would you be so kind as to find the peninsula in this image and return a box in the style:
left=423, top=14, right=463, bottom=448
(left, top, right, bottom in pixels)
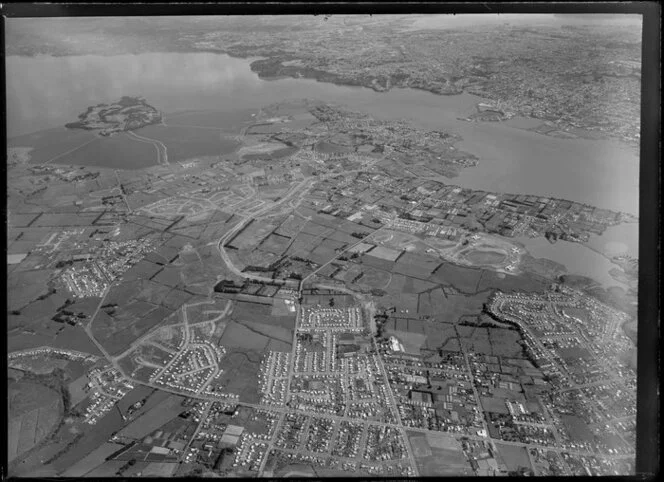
left=65, top=96, right=162, bottom=136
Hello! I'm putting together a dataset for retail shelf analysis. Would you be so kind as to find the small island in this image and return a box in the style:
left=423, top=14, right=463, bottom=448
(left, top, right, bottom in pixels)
left=65, top=96, right=161, bottom=136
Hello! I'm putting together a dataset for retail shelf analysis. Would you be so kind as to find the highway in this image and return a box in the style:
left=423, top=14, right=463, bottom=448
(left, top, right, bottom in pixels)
left=216, top=176, right=314, bottom=284
left=126, top=130, right=169, bottom=165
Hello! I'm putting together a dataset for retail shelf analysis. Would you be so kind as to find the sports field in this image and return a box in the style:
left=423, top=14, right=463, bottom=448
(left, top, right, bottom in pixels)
left=407, top=430, right=473, bottom=476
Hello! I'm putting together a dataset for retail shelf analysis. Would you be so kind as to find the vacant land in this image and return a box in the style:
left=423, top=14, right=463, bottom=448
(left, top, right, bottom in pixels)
left=480, top=397, right=511, bottom=414
left=215, top=348, right=262, bottom=403
left=560, top=414, right=596, bottom=443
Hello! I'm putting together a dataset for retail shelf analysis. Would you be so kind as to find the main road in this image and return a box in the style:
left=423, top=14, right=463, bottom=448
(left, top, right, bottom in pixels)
left=216, top=176, right=314, bottom=285
left=370, top=335, right=420, bottom=476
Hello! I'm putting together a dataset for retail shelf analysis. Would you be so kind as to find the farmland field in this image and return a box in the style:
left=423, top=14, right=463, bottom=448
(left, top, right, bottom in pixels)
left=82, top=460, right=128, bottom=477
left=275, top=214, right=309, bottom=237
left=477, top=268, right=549, bottom=293
left=299, top=220, right=336, bottom=237
left=117, top=395, right=186, bottom=439
left=238, top=320, right=293, bottom=344
left=122, top=259, right=164, bottom=281
left=93, top=303, right=173, bottom=356
left=215, top=348, right=262, bottom=403
left=260, top=232, right=292, bottom=255
left=417, top=290, right=488, bottom=321
left=459, top=327, right=494, bottom=355
left=219, top=321, right=270, bottom=351
left=228, top=219, right=278, bottom=250
left=429, top=262, right=483, bottom=293
left=50, top=407, right=125, bottom=473
left=488, top=329, right=525, bottom=358
left=393, top=252, right=440, bottom=278
left=68, top=375, right=90, bottom=407
left=232, top=300, right=296, bottom=330
left=61, top=443, right=125, bottom=477
left=8, top=381, right=63, bottom=461
left=344, top=264, right=391, bottom=290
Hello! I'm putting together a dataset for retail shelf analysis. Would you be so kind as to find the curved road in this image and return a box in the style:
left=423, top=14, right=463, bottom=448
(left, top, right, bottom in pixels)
left=126, top=130, right=169, bottom=165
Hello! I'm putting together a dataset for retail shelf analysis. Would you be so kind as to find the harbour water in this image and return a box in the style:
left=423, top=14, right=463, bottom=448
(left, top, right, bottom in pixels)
left=516, top=235, right=631, bottom=290
left=585, top=222, right=639, bottom=258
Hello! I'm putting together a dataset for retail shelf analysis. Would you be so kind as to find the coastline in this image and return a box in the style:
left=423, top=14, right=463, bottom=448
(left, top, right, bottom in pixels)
left=7, top=50, right=638, bottom=148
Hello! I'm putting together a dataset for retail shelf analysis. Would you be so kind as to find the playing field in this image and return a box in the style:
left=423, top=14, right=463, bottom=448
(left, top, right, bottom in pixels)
left=368, top=245, right=401, bottom=261
left=408, top=430, right=473, bottom=476
left=495, top=443, right=533, bottom=473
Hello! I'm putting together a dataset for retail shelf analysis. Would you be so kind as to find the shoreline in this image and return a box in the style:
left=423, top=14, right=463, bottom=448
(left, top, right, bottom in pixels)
left=7, top=51, right=638, bottom=148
